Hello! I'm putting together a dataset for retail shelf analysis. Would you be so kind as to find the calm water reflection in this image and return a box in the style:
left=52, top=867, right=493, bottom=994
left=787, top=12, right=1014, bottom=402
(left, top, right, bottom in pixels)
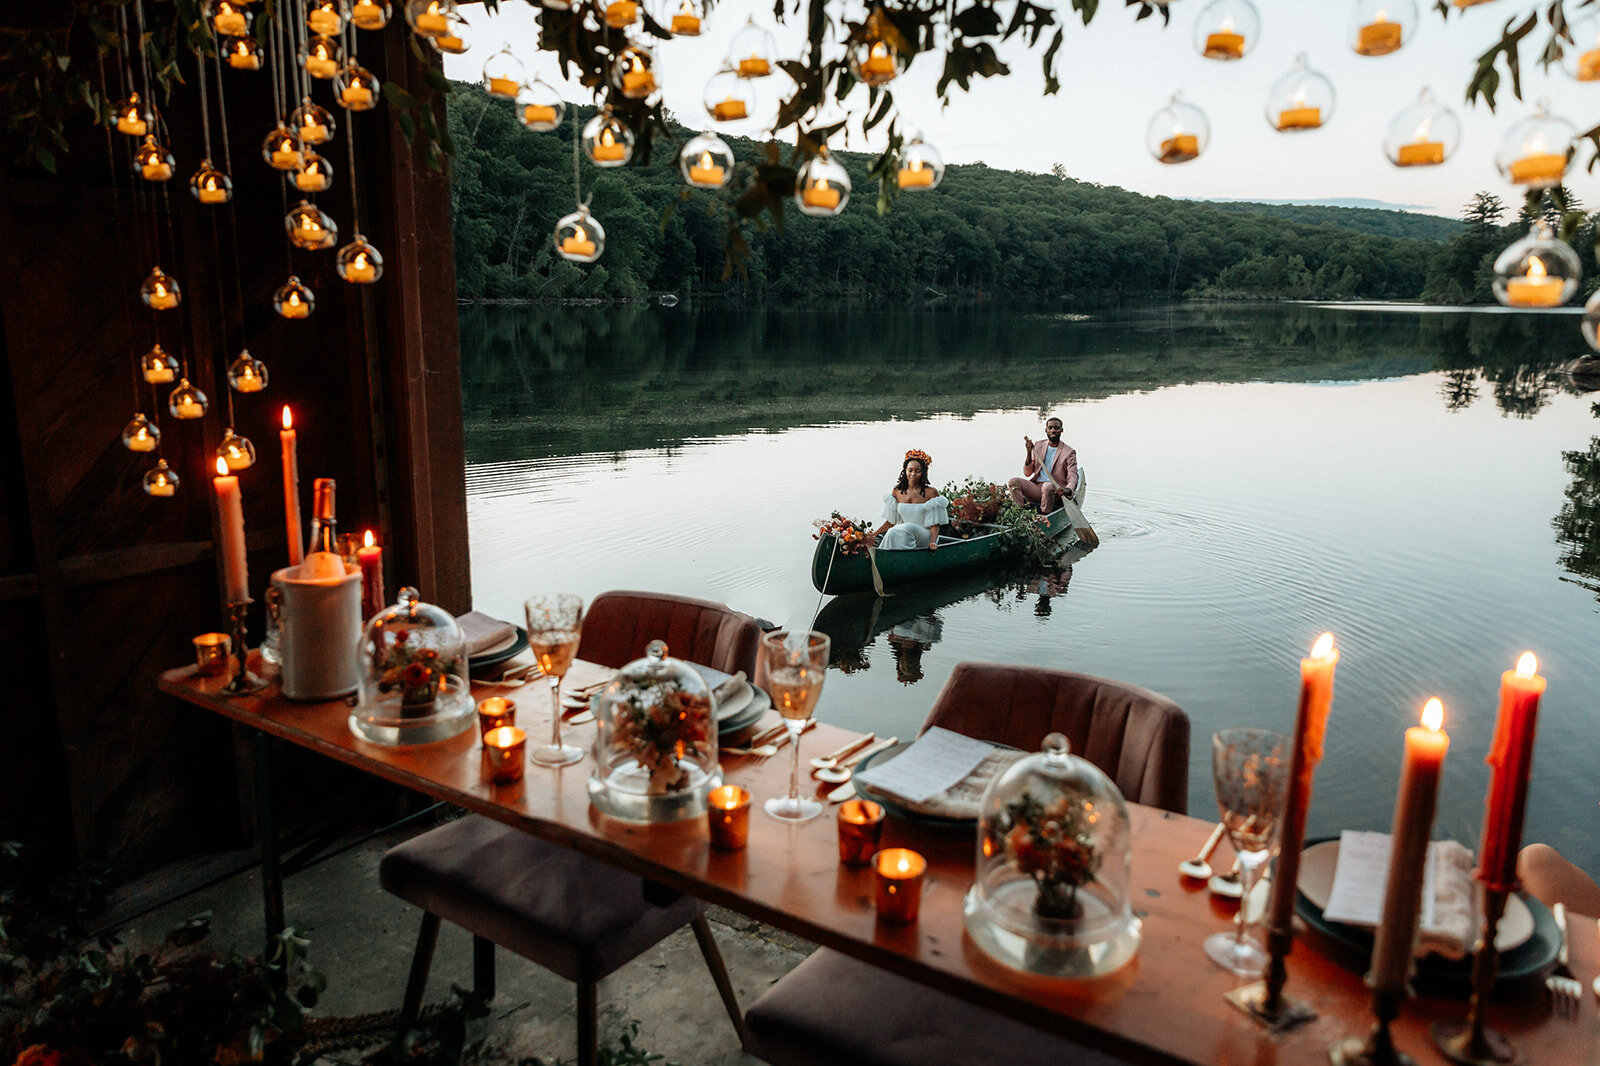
left=462, top=303, right=1600, bottom=875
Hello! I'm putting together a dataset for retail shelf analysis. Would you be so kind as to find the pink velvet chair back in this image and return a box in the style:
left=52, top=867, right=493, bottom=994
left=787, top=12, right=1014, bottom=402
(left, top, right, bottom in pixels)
left=578, top=590, right=763, bottom=678
left=920, top=661, right=1190, bottom=815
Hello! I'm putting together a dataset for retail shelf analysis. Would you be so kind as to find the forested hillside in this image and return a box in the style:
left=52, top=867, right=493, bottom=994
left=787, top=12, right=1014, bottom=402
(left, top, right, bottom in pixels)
left=1203, top=201, right=1462, bottom=241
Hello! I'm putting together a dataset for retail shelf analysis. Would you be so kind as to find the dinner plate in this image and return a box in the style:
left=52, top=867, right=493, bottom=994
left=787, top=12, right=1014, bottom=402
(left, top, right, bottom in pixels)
left=850, top=740, right=990, bottom=832
left=468, top=626, right=528, bottom=672
left=713, top=679, right=755, bottom=721
left=719, top=686, right=770, bottom=735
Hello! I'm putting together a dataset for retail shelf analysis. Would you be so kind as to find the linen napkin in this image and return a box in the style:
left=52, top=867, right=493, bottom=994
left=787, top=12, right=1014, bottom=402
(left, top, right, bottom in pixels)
left=1321, top=830, right=1477, bottom=959
left=457, top=611, right=516, bottom=657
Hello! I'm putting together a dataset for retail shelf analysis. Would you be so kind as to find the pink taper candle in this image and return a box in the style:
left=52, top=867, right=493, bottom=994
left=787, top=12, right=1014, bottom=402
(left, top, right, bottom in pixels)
left=1265, top=633, right=1340, bottom=938
left=358, top=529, right=384, bottom=619
left=280, top=406, right=303, bottom=567
left=1477, top=653, right=1545, bottom=891
left=213, top=457, right=249, bottom=603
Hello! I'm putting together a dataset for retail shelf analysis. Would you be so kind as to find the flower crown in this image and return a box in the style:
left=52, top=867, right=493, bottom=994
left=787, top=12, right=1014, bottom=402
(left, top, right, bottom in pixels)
left=904, top=448, right=932, bottom=466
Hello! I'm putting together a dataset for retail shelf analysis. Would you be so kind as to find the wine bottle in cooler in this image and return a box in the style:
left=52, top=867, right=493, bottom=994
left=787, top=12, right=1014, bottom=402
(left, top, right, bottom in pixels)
left=308, top=478, right=338, bottom=556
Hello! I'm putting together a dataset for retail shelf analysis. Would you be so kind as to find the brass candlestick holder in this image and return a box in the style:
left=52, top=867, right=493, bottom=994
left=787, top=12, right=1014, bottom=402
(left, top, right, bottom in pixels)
left=220, top=600, right=268, bottom=696
left=1329, top=986, right=1415, bottom=1066
left=1225, top=923, right=1318, bottom=1031
left=1430, top=886, right=1517, bottom=1066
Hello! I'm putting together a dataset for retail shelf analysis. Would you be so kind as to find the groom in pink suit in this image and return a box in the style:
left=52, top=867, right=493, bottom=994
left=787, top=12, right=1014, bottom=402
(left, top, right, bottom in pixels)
left=1008, top=417, right=1078, bottom=514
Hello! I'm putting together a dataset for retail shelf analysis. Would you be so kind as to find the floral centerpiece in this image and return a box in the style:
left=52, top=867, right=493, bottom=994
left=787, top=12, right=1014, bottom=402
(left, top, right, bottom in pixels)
left=609, top=682, right=714, bottom=795
left=374, top=628, right=451, bottom=708
left=812, top=512, right=873, bottom=555
left=996, top=786, right=1103, bottom=920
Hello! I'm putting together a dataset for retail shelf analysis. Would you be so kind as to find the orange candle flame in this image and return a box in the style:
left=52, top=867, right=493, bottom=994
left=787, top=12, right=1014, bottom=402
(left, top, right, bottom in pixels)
left=215, top=457, right=229, bottom=476
left=1421, top=697, right=1443, bottom=731
left=282, top=406, right=293, bottom=430
left=1515, top=651, right=1538, bottom=677
left=1311, top=632, right=1335, bottom=659
left=364, top=529, right=376, bottom=549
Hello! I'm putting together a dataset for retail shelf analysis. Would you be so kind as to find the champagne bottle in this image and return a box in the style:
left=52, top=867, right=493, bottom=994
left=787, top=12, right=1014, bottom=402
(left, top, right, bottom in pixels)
left=309, top=478, right=337, bottom=555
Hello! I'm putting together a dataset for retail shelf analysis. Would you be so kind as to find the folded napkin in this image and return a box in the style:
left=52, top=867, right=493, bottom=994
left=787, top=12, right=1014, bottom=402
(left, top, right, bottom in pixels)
left=1322, top=830, right=1477, bottom=959
left=457, top=611, right=516, bottom=657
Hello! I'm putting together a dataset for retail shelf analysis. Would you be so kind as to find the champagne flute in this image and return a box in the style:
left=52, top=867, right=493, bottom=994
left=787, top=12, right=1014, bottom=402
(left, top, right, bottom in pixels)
left=1204, top=727, right=1290, bottom=975
left=761, top=629, right=829, bottom=822
left=524, top=593, right=586, bottom=768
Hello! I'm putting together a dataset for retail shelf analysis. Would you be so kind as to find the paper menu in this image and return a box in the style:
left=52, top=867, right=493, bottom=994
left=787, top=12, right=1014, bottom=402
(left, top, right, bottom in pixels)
left=1322, top=829, right=1438, bottom=929
left=852, top=726, right=993, bottom=804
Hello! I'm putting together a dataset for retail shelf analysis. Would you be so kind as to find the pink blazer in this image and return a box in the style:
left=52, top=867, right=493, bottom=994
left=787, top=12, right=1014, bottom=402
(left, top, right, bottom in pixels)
left=1023, top=440, right=1079, bottom=496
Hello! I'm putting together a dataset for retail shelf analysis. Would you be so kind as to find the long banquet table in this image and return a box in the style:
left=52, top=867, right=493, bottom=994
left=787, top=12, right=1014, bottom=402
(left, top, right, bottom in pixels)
left=159, top=662, right=1596, bottom=1066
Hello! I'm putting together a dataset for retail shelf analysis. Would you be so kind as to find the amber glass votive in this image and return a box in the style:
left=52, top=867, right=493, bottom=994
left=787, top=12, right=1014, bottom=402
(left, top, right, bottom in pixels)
left=874, top=848, right=926, bottom=923
left=483, top=726, right=527, bottom=783
left=707, top=785, right=751, bottom=849
left=193, top=632, right=232, bottom=677
left=837, top=800, right=885, bottom=865
left=477, top=696, right=516, bottom=738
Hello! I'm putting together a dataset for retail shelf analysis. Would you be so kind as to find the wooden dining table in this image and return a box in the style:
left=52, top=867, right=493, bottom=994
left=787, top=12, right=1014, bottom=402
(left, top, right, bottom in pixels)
left=158, top=660, right=1597, bottom=1066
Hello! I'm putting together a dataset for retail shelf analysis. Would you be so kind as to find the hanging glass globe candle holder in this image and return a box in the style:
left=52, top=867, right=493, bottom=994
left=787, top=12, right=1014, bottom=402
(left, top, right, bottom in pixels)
left=517, top=79, right=565, bottom=131
left=897, top=136, right=945, bottom=189
left=555, top=207, right=605, bottom=263
left=337, top=236, right=385, bottom=283
left=1194, top=0, right=1258, bottom=61
left=729, top=19, right=778, bottom=78
left=679, top=132, right=733, bottom=189
left=262, top=124, right=304, bottom=170
left=405, top=0, right=454, bottom=37
left=1349, top=0, right=1416, bottom=57
left=143, top=459, right=179, bottom=498
left=351, top=0, right=390, bottom=29
left=292, top=152, right=334, bottom=193
left=286, top=200, right=338, bottom=250
left=431, top=14, right=471, bottom=54
left=848, top=15, right=904, bottom=88
left=211, top=0, right=252, bottom=37
left=140, top=267, right=181, bottom=311
left=215, top=429, right=257, bottom=472
left=228, top=350, right=269, bottom=392
left=703, top=66, right=755, bottom=123
left=114, top=93, right=150, bottom=136
left=121, top=413, right=160, bottom=453
left=307, top=0, right=344, bottom=36
left=613, top=44, right=659, bottom=101
left=190, top=160, right=233, bottom=204
left=1146, top=93, right=1209, bottom=165
left=1383, top=88, right=1459, bottom=167
left=134, top=136, right=175, bottom=182
left=1267, top=54, right=1335, bottom=131
left=303, top=34, right=342, bottom=78
left=666, top=0, right=702, bottom=36
left=603, top=0, right=640, bottom=29
left=291, top=100, right=336, bottom=146
left=795, top=148, right=850, bottom=216
left=226, top=35, right=263, bottom=70
left=482, top=46, right=526, bottom=99
left=1564, top=11, right=1600, bottom=81
left=1495, top=103, right=1575, bottom=189
left=1492, top=222, right=1581, bottom=308
left=337, top=64, right=381, bottom=110
left=168, top=379, right=209, bottom=420
left=1583, top=289, right=1600, bottom=352
left=583, top=111, right=634, bottom=167
left=273, top=276, right=316, bottom=318
left=141, top=344, right=180, bottom=383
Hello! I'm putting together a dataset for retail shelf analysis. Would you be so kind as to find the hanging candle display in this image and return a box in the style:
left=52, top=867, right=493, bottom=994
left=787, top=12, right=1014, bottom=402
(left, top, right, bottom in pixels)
left=168, top=379, right=209, bottom=420
left=795, top=148, right=850, bottom=216
left=114, top=93, right=150, bottom=136
left=337, top=236, right=385, bottom=283
left=1266, top=54, right=1335, bottom=131
left=1492, top=222, right=1581, bottom=308
left=516, top=79, right=565, bottom=131
left=1194, top=0, right=1258, bottom=60
left=1564, top=11, right=1600, bottom=81
left=211, top=0, right=252, bottom=37
left=667, top=0, right=702, bottom=36
left=262, top=124, right=305, bottom=170
left=729, top=19, right=778, bottom=77
left=351, top=0, right=390, bottom=28
left=285, top=200, right=338, bottom=250
left=273, top=276, right=316, bottom=318
left=228, top=350, right=270, bottom=393
left=431, top=13, right=471, bottom=54
left=337, top=64, right=381, bottom=110
left=292, top=152, right=335, bottom=193
left=140, top=267, right=182, bottom=311
left=225, top=35, right=264, bottom=70
left=142, top=459, right=179, bottom=498
left=703, top=67, right=755, bottom=123
left=190, top=160, right=233, bottom=204
left=134, top=136, right=175, bottom=182
left=582, top=111, right=635, bottom=167
left=121, top=413, right=161, bottom=453
left=303, top=34, right=342, bottom=79
left=613, top=44, right=659, bottom=101
left=291, top=100, right=336, bottom=146
left=405, top=0, right=455, bottom=36
left=1584, top=289, right=1600, bottom=352
left=215, top=428, right=257, bottom=472
left=307, top=0, right=344, bottom=35
left=898, top=136, right=945, bottom=189
left=1495, top=104, right=1575, bottom=189
left=1146, top=93, right=1210, bottom=165
left=603, top=0, right=640, bottom=29
left=849, top=14, right=904, bottom=88
left=679, top=132, right=733, bottom=189
left=555, top=207, right=605, bottom=263
left=141, top=344, right=180, bottom=383
left=1349, top=0, right=1416, bottom=56
left=1383, top=88, right=1459, bottom=167
left=482, top=46, right=526, bottom=99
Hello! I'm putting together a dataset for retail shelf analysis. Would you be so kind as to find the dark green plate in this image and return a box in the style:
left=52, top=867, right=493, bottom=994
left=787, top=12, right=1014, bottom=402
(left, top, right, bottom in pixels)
left=851, top=740, right=1015, bottom=833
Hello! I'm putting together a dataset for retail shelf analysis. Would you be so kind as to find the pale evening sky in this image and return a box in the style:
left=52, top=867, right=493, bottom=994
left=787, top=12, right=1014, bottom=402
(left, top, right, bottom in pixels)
left=442, top=1, right=1600, bottom=219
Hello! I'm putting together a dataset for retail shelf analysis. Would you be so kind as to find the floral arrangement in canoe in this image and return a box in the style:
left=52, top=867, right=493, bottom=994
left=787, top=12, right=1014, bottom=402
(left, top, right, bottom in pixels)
left=813, top=512, right=873, bottom=556
left=611, top=682, right=714, bottom=794
left=996, top=787, right=1102, bottom=920
left=375, top=628, right=454, bottom=707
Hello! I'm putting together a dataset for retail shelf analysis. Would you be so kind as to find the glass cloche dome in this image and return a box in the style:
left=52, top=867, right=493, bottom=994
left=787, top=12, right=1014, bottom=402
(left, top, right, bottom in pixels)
left=589, top=640, right=722, bottom=822
left=353, top=587, right=475, bottom=745
left=964, top=733, right=1139, bottom=978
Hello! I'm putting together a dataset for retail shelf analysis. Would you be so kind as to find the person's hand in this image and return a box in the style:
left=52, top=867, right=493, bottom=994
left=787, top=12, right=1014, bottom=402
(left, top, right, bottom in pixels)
left=929, top=540, right=940, bottom=552
left=1023, top=435, right=1034, bottom=453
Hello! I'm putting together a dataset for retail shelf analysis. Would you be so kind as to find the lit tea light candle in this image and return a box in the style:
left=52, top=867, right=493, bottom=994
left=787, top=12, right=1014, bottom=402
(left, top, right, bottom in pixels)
left=477, top=696, right=516, bottom=738
left=1159, top=132, right=1200, bottom=164
left=592, top=129, right=627, bottom=162
left=279, top=287, right=311, bottom=317
left=707, top=785, right=751, bottom=849
left=523, top=103, right=558, bottom=127
left=300, top=119, right=329, bottom=144
left=488, top=76, right=520, bottom=98
left=344, top=248, right=378, bottom=283
left=232, top=362, right=264, bottom=393
left=688, top=150, right=726, bottom=187
left=213, top=2, right=248, bottom=36
left=670, top=2, right=700, bottom=35
left=1370, top=698, right=1449, bottom=996
left=1204, top=17, right=1245, bottom=60
left=198, top=177, right=228, bottom=204
left=142, top=158, right=173, bottom=182
left=874, top=848, right=926, bottom=923
left=621, top=58, right=655, bottom=98
left=413, top=4, right=449, bottom=35
left=213, top=457, right=250, bottom=604
left=561, top=225, right=597, bottom=258
left=1477, top=652, right=1546, bottom=890
left=126, top=422, right=158, bottom=451
left=1397, top=120, right=1444, bottom=166
left=270, top=140, right=302, bottom=170
left=738, top=55, right=770, bottom=78
left=1509, top=151, right=1567, bottom=186
left=294, top=166, right=329, bottom=192
left=802, top=179, right=840, bottom=210
left=604, top=0, right=638, bottom=28
left=281, top=406, right=303, bottom=566
left=1276, top=90, right=1322, bottom=131
left=228, top=41, right=262, bottom=70
left=147, top=279, right=179, bottom=311
left=484, top=726, right=527, bottom=783
left=342, top=82, right=375, bottom=108
left=116, top=108, right=147, bottom=136
left=1505, top=255, right=1564, bottom=307
left=358, top=529, right=384, bottom=619
left=351, top=0, right=387, bottom=30
left=1356, top=11, right=1402, bottom=56
left=306, top=53, right=338, bottom=79
left=144, top=347, right=176, bottom=383
left=712, top=97, right=747, bottom=121
left=146, top=469, right=177, bottom=497
left=898, top=158, right=935, bottom=187
left=434, top=33, right=466, bottom=53
left=308, top=5, right=341, bottom=35
left=193, top=632, right=232, bottom=677
left=837, top=800, right=885, bottom=865
left=1579, top=46, right=1600, bottom=81
left=861, top=40, right=896, bottom=80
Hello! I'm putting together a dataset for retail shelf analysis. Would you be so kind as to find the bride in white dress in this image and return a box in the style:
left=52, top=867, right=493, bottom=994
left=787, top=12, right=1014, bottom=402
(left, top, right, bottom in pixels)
left=874, top=449, right=949, bottom=551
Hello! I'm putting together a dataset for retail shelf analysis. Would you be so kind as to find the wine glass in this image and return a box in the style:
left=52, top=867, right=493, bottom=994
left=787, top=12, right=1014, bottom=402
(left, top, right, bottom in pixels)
left=1205, top=727, right=1290, bottom=975
left=524, top=593, right=586, bottom=768
left=761, top=629, right=830, bottom=822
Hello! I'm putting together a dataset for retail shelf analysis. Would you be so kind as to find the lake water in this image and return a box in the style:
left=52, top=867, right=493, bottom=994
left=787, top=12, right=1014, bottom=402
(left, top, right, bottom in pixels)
left=460, top=302, right=1600, bottom=877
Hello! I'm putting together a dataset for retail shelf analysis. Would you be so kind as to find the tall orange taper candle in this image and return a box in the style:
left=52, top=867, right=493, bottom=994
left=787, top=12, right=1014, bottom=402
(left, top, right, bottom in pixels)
left=280, top=406, right=303, bottom=566
left=213, top=457, right=249, bottom=603
left=1265, top=633, right=1339, bottom=939
left=1477, top=652, right=1545, bottom=891
left=358, top=529, right=384, bottom=619
left=1370, top=698, right=1450, bottom=996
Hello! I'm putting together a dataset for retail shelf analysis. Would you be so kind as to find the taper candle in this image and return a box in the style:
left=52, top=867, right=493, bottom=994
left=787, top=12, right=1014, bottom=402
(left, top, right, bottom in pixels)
left=280, top=407, right=303, bottom=566
left=1477, top=652, right=1545, bottom=890
left=1265, top=633, right=1339, bottom=937
left=358, top=529, right=383, bottom=619
left=213, top=458, right=249, bottom=603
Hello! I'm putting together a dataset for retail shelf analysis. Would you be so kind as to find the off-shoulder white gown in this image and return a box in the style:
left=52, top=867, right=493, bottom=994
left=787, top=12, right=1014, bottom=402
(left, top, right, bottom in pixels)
left=880, top=494, right=951, bottom=550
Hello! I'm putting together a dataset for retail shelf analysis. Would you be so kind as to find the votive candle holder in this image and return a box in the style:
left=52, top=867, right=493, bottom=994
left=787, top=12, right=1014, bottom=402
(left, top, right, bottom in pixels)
left=707, top=785, right=751, bottom=849
left=194, top=632, right=232, bottom=677
left=837, top=800, right=885, bottom=865
left=477, top=696, right=516, bottom=738
left=874, top=848, right=926, bottom=923
left=484, top=726, right=527, bottom=783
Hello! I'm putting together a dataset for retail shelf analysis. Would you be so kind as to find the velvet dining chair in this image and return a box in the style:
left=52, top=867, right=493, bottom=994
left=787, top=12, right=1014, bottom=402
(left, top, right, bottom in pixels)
left=743, top=661, right=1191, bottom=1066
left=379, top=591, right=764, bottom=1066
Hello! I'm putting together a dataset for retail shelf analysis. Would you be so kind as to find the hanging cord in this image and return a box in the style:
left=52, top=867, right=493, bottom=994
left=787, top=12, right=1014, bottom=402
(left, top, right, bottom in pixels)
left=343, top=78, right=362, bottom=233
left=197, top=43, right=215, bottom=163
left=213, top=49, right=250, bottom=352
left=197, top=46, right=237, bottom=430
left=270, top=9, right=294, bottom=274
left=101, top=49, right=145, bottom=420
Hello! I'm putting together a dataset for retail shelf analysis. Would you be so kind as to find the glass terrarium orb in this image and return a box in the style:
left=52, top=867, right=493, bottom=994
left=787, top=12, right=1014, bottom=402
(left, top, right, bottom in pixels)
left=262, top=124, right=304, bottom=170
left=226, top=35, right=263, bottom=70
left=613, top=44, right=659, bottom=101
left=1584, top=288, right=1600, bottom=352
left=337, top=236, right=384, bottom=283
left=848, top=33, right=904, bottom=87
left=404, top=0, right=454, bottom=37
left=114, top=92, right=150, bottom=136
left=555, top=208, right=605, bottom=263
left=211, top=0, right=252, bottom=37
left=307, top=0, right=344, bottom=36
left=1146, top=93, right=1209, bottom=165
left=729, top=18, right=778, bottom=78
left=140, top=266, right=181, bottom=311
left=337, top=64, right=381, bottom=110
left=190, top=160, right=233, bottom=204
left=291, top=151, right=335, bottom=193
left=679, top=132, right=733, bottom=189
left=602, top=0, right=640, bottom=29
left=964, top=733, right=1140, bottom=978
left=589, top=640, right=723, bottom=822
left=582, top=111, right=634, bottom=167
left=1384, top=88, right=1459, bottom=167
left=354, top=586, right=476, bottom=745
left=286, top=200, right=338, bottom=250
left=292, top=100, right=336, bottom=146
left=516, top=79, right=565, bottom=131
left=1267, top=53, right=1335, bottom=132
left=303, top=34, right=342, bottom=78
left=430, top=14, right=472, bottom=54
left=134, top=136, right=175, bottom=182
left=1565, top=12, right=1600, bottom=81
left=274, top=276, right=316, bottom=319
left=228, top=350, right=269, bottom=392
left=703, top=67, right=755, bottom=123
left=168, top=378, right=209, bottom=420
left=142, top=459, right=179, bottom=498
left=1496, top=104, right=1575, bottom=189
left=482, top=46, right=526, bottom=98
left=121, top=412, right=160, bottom=452
left=215, top=428, right=257, bottom=471
left=1492, top=222, right=1581, bottom=308
left=141, top=344, right=179, bottom=383
left=1194, top=0, right=1258, bottom=60
left=666, top=0, right=702, bottom=36
left=1349, top=0, right=1416, bottom=56
left=795, top=148, right=850, bottom=216
left=898, top=136, right=945, bottom=189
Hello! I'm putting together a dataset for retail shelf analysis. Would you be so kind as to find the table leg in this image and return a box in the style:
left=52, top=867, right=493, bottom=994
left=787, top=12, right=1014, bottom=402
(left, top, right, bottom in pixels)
left=254, top=730, right=286, bottom=956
